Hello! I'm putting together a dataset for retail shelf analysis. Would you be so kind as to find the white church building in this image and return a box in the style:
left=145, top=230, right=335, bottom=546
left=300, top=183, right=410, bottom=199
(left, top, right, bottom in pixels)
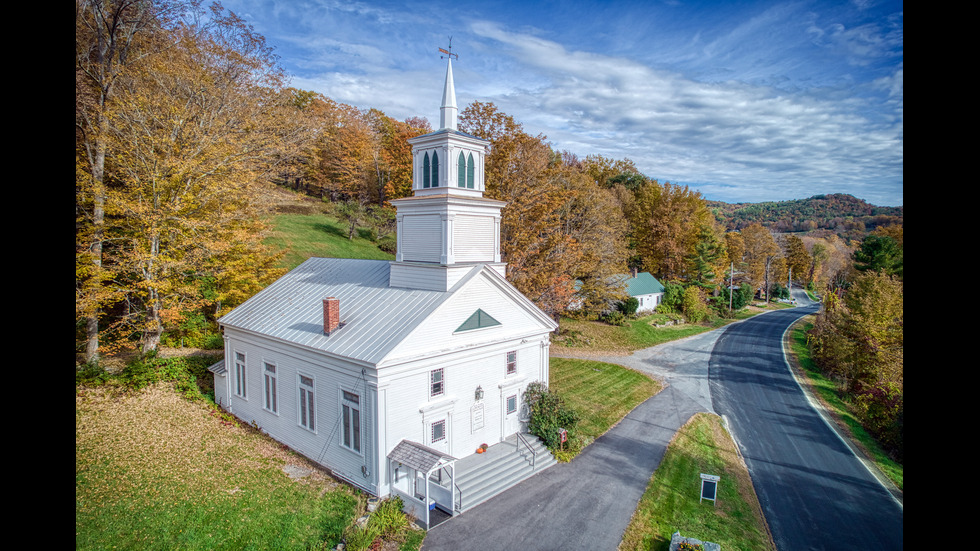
left=211, top=51, right=558, bottom=526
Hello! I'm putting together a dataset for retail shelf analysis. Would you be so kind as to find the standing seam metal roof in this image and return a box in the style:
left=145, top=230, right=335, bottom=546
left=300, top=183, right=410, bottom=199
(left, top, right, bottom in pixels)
left=218, top=258, right=453, bottom=366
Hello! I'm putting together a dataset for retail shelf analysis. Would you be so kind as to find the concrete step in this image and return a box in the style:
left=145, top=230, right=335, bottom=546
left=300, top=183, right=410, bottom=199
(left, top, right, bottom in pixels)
left=455, top=434, right=557, bottom=512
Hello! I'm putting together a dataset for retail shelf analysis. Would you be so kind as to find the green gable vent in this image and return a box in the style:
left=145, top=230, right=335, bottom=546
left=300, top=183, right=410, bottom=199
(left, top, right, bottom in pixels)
left=456, top=309, right=501, bottom=332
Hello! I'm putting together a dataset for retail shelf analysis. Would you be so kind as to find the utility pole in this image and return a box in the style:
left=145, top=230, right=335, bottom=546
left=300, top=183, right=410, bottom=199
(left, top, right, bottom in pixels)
left=729, top=261, right=734, bottom=312
left=788, top=267, right=792, bottom=301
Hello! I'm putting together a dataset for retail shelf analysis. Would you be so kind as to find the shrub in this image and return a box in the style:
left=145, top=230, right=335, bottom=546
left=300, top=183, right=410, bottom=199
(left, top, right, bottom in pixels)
left=368, top=497, right=409, bottom=539
left=602, top=310, right=627, bottom=326
left=853, top=382, right=903, bottom=461
left=377, top=234, right=397, bottom=254
left=659, top=281, right=684, bottom=314
left=75, top=362, right=111, bottom=386
left=117, top=354, right=218, bottom=400
left=342, top=523, right=380, bottom=551
left=617, top=297, right=639, bottom=317
left=770, top=283, right=790, bottom=300
left=524, top=382, right=579, bottom=450
left=682, top=286, right=709, bottom=323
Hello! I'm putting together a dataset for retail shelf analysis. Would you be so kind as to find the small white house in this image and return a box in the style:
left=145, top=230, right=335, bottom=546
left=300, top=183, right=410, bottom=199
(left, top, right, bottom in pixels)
left=211, top=53, right=557, bottom=526
left=623, top=271, right=666, bottom=313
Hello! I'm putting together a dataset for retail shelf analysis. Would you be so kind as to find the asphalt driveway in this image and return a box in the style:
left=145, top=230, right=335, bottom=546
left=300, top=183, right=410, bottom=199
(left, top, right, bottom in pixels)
left=422, top=329, right=725, bottom=550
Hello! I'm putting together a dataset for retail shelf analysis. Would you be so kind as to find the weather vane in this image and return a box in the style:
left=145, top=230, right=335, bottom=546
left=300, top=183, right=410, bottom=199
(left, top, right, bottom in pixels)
left=439, top=37, right=458, bottom=60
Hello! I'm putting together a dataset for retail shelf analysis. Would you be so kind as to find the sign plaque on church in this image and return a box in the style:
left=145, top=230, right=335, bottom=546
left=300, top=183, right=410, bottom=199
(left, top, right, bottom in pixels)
left=471, top=402, right=485, bottom=432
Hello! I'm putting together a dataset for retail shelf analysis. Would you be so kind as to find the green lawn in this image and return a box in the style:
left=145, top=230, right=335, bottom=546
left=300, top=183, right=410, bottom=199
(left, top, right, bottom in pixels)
left=76, top=384, right=361, bottom=551
left=265, top=213, right=393, bottom=270
left=553, top=312, right=743, bottom=356
left=621, top=413, right=775, bottom=551
left=549, top=357, right=662, bottom=457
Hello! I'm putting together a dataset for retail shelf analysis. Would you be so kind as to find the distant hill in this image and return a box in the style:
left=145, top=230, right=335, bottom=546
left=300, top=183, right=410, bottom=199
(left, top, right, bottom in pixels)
left=708, top=194, right=903, bottom=240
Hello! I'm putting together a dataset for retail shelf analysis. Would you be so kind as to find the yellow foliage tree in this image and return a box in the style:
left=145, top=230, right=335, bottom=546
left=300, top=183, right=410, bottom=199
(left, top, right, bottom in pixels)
left=80, top=4, right=296, bottom=354
left=628, top=180, right=712, bottom=281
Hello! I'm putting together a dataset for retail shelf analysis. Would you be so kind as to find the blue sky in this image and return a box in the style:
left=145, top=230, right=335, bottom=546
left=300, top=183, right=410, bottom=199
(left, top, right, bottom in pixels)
left=221, top=0, right=903, bottom=207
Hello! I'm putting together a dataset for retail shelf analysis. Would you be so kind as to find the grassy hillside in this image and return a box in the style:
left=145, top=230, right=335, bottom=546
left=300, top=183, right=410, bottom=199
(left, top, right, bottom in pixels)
left=259, top=188, right=394, bottom=270
left=267, top=213, right=394, bottom=270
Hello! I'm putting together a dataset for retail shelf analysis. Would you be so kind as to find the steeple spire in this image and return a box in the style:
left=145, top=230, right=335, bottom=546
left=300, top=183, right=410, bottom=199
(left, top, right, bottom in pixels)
left=439, top=40, right=458, bottom=130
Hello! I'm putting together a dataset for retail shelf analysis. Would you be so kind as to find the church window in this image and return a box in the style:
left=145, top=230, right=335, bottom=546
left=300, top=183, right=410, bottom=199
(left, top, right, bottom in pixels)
left=342, top=390, right=361, bottom=452
left=430, top=368, right=444, bottom=397
left=299, top=374, right=316, bottom=432
left=431, top=419, right=446, bottom=443
left=234, top=352, right=247, bottom=398
left=458, top=152, right=466, bottom=187
left=431, top=151, right=439, bottom=187
left=263, top=362, right=278, bottom=414
left=467, top=153, right=475, bottom=188
left=423, top=153, right=431, bottom=188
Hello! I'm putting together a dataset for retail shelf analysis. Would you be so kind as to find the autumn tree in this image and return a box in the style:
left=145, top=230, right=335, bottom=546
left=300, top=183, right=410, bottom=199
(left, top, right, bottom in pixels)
left=784, top=235, right=811, bottom=286
left=78, top=2, right=296, bottom=355
left=581, top=154, right=641, bottom=189
left=805, top=240, right=828, bottom=288
left=364, top=109, right=428, bottom=206
left=76, top=0, right=186, bottom=363
left=628, top=180, right=713, bottom=281
left=741, top=223, right=781, bottom=301
left=808, top=270, right=903, bottom=456
left=547, top=160, right=629, bottom=313
left=460, top=102, right=629, bottom=318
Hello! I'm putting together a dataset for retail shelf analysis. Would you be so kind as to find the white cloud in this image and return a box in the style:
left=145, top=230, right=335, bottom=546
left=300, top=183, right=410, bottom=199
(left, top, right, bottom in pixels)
left=468, top=21, right=901, bottom=205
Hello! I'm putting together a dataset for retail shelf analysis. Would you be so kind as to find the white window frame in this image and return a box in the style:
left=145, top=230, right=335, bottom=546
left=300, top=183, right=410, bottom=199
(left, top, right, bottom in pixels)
left=506, top=394, right=518, bottom=415
left=263, top=362, right=278, bottom=414
left=341, top=389, right=362, bottom=454
left=506, top=350, right=517, bottom=375
left=234, top=351, right=247, bottom=399
left=430, top=368, right=445, bottom=398
left=298, top=374, right=316, bottom=432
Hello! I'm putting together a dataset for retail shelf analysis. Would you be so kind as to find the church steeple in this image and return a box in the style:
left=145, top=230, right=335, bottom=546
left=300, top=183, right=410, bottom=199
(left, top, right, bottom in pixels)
left=388, top=43, right=507, bottom=291
left=440, top=57, right=458, bottom=131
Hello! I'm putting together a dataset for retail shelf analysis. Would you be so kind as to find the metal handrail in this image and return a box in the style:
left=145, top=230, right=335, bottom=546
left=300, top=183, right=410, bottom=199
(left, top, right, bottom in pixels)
left=515, top=432, right=536, bottom=468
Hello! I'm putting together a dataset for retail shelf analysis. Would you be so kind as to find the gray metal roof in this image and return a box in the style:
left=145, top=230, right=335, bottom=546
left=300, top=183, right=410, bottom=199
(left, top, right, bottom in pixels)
left=207, top=360, right=226, bottom=375
left=218, top=258, right=453, bottom=366
left=387, top=439, right=456, bottom=473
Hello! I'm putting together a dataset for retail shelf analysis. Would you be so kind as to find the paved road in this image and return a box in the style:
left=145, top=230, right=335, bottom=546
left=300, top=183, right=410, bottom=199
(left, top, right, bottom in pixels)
left=710, top=299, right=904, bottom=550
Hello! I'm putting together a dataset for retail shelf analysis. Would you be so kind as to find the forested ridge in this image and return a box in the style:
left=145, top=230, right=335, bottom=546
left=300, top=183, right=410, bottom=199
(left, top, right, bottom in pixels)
left=709, top=194, right=903, bottom=238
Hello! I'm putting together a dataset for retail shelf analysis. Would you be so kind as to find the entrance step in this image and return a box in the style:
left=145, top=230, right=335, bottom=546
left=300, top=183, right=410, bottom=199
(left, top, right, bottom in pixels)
left=453, top=433, right=557, bottom=513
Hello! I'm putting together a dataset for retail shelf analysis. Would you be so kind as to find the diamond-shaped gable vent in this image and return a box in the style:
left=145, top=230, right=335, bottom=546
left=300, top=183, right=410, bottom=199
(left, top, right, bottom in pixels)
left=456, top=309, right=501, bottom=332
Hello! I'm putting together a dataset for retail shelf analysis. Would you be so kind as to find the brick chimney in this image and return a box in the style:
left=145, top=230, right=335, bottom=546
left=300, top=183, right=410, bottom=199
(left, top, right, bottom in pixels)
left=323, top=297, right=340, bottom=335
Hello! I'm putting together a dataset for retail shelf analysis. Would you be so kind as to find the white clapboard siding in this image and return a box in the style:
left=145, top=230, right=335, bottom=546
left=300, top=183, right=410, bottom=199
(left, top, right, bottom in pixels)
left=378, top=339, right=545, bottom=463
left=222, top=332, right=380, bottom=495
left=453, top=215, right=495, bottom=262
left=400, top=214, right=442, bottom=262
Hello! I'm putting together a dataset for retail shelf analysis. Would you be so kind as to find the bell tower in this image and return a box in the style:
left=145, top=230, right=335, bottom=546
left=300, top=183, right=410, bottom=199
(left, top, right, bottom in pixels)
left=389, top=43, right=506, bottom=292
